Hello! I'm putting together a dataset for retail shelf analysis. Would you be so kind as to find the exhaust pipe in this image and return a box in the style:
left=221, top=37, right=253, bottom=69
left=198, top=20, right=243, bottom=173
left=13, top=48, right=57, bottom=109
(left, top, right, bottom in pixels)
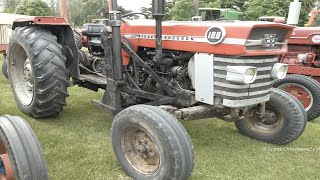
left=287, top=0, right=301, bottom=25
left=152, top=0, right=166, bottom=62
left=109, top=0, right=123, bottom=80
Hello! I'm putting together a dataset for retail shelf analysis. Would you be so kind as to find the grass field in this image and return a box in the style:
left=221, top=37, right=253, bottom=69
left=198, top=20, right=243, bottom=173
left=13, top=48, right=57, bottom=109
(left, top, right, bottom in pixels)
left=0, top=55, right=320, bottom=179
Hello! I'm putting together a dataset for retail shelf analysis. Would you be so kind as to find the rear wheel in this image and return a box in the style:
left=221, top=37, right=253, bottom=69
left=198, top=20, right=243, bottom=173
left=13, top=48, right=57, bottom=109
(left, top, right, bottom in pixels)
left=112, top=105, right=195, bottom=180
left=235, top=89, right=307, bottom=145
left=273, top=74, right=320, bottom=121
left=7, top=27, right=69, bottom=118
left=0, top=115, right=48, bottom=179
left=73, top=31, right=83, bottom=49
left=1, top=57, right=8, bottom=80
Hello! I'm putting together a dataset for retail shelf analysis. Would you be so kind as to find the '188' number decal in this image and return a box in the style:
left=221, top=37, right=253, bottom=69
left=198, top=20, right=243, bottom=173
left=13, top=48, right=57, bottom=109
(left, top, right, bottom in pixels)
left=205, top=27, right=226, bottom=45
left=208, top=32, right=222, bottom=40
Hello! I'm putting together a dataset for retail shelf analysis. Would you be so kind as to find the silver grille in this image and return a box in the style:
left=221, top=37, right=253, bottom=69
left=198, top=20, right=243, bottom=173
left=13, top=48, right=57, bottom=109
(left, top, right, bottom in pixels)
left=213, top=56, right=277, bottom=107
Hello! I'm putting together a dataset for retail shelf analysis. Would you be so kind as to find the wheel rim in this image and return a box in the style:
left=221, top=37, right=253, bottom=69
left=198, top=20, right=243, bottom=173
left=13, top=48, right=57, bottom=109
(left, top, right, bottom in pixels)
left=278, top=83, right=313, bottom=111
left=9, top=44, right=34, bottom=106
left=121, top=127, right=160, bottom=175
left=244, top=106, right=284, bottom=135
left=0, top=140, right=14, bottom=179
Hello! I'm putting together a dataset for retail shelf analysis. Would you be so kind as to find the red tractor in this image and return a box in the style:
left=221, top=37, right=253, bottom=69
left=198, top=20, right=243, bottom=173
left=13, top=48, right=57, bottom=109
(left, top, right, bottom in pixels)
left=274, top=27, right=320, bottom=121
left=3, top=0, right=307, bottom=179
left=260, top=1, right=320, bottom=121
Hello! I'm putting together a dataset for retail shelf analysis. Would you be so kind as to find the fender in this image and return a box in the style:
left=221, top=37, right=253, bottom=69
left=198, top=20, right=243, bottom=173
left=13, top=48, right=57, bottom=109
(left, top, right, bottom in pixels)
left=12, top=16, right=80, bottom=79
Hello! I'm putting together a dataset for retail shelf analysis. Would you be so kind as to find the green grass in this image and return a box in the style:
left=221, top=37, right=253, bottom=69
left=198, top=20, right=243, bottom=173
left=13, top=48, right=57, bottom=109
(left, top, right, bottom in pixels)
left=0, top=55, right=320, bottom=179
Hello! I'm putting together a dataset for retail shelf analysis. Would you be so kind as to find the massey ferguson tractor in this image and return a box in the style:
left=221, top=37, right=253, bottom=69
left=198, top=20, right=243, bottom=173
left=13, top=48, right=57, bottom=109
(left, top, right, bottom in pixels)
left=4, top=0, right=308, bottom=179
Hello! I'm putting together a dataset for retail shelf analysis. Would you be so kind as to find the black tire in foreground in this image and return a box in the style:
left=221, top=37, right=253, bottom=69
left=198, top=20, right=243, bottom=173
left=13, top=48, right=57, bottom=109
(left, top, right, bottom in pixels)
left=235, top=89, right=307, bottom=145
left=273, top=74, right=320, bottom=121
left=7, top=27, right=69, bottom=118
left=0, top=115, right=48, bottom=179
left=112, top=105, right=195, bottom=180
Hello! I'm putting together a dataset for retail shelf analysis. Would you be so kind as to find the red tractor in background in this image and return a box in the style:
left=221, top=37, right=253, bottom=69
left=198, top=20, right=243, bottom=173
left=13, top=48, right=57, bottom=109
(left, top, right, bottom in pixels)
left=259, top=0, right=320, bottom=121
left=3, top=0, right=308, bottom=179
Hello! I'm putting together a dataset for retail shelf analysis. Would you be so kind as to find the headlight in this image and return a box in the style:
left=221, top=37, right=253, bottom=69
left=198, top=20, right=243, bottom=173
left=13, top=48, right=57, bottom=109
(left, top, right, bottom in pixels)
left=271, top=63, right=288, bottom=79
left=226, top=66, right=258, bottom=84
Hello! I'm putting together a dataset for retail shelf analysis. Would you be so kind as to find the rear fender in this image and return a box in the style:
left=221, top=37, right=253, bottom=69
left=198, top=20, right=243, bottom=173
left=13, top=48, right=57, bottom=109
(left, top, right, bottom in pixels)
left=12, top=16, right=80, bottom=79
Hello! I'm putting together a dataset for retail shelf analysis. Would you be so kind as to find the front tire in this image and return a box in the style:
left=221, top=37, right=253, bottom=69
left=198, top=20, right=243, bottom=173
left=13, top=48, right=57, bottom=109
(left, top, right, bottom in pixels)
left=0, top=115, right=48, bottom=179
left=7, top=27, right=69, bottom=118
left=273, top=74, right=320, bottom=121
left=235, top=89, right=307, bottom=145
left=112, top=105, right=195, bottom=180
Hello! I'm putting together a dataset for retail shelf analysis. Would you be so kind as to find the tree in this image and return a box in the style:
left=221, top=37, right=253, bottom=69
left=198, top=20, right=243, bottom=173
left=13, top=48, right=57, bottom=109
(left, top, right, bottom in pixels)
left=3, top=0, right=21, bottom=13
left=244, top=0, right=317, bottom=25
left=15, top=0, right=52, bottom=16
left=170, top=0, right=194, bottom=20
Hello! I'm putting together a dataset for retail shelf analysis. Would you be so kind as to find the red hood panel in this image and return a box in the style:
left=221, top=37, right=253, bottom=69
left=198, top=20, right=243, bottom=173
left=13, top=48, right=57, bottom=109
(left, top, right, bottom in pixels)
left=121, top=20, right=293, bottom=56
left=289, top=27, right=320, bottom=45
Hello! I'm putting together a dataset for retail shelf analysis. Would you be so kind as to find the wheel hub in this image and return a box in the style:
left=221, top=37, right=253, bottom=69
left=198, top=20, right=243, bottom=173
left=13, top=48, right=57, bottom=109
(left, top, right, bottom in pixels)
left=262, top=110, right=278, bottom=125
left=122, top=127, right=160, bottom=175
left=10, top=44, right=35, bottom=106
left=245, top=106, right=284, bottom=134
left=23, top=58, right=33, bottom=92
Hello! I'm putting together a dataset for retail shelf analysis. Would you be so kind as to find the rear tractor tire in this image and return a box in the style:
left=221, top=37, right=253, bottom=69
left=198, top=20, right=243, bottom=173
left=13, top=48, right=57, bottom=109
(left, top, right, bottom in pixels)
left=7, top=27, right=69, bottom=118
left=273, top=74, right=320, bottom=121
left=235, top=89, right=307, bottom=145
left=2, top=57, right=8, bottom=80
left=112, top=105, right=195, bottom=180
left=73, top=31, right=83, bottom=49
left=0, top=115, right=48, bottom=179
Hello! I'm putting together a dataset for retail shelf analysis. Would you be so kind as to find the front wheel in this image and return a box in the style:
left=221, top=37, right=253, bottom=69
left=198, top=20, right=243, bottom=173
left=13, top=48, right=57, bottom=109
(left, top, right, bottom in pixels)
left=235, top=89, right=307, bottom=145
left=112, top=105, right=195, bottom=180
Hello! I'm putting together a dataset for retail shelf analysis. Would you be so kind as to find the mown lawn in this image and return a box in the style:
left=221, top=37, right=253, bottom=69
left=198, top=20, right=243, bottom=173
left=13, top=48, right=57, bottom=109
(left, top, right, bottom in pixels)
left=0, top=55, right=319, bottom=179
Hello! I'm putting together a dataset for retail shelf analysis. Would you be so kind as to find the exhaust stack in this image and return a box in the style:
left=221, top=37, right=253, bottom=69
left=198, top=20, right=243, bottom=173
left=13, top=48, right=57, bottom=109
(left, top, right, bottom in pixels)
left=152, top=0, right=166, bottom=61
left=287, top=0, right=301, bottom=25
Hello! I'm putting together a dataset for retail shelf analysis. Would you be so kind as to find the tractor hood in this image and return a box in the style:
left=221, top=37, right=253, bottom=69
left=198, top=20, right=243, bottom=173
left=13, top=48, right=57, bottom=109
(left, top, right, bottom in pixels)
left=121, top=20, right=294, bottom=56
left=289, top=27, right=320, bottom=45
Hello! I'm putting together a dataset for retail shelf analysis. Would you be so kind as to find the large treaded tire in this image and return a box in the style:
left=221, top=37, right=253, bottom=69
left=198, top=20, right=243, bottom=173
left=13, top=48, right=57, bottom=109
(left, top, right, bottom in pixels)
left=112, top=105, right=195, bottom=180
left=235, top=89, right=307, bottom=145
left=7, top=27, right=69, bottom=118
left=0, top=115, right=48, bottom=179
left=1, top=57, right=8, bottom=80
left=73, top=31, right=82, bottom=49
left=273, top=74, right=320, bottom=121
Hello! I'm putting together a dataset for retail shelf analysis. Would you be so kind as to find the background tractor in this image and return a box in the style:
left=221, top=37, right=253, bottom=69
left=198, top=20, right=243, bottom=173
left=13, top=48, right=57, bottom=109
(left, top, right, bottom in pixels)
left=255, top=0, right=320, bottom=121
left=3, top=0, right=308, bottom=179
left=199, top=8, right=243, bottom=21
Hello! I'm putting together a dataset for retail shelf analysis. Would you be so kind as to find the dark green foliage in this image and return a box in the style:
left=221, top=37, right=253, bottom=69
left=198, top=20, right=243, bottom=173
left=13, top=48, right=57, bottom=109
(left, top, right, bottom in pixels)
left=3, top=0, right=21, bottom=13
left=244, top=0, right=316, bottom=26
left=15, top=0, right=52, bottom=16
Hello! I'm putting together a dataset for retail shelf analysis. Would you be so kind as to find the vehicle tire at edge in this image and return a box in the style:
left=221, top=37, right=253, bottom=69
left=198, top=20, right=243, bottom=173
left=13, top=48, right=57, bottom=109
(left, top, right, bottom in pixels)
left=0, top=115, right=48, bottom=179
